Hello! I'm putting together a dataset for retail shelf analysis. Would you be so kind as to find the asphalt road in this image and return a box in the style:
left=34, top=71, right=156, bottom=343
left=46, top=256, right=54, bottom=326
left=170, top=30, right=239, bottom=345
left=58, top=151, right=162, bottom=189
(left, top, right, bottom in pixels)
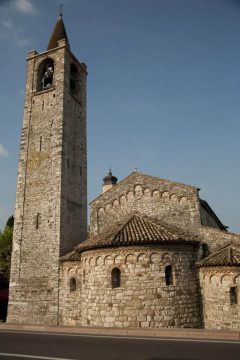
left=0, top=330, right=240, bottom=360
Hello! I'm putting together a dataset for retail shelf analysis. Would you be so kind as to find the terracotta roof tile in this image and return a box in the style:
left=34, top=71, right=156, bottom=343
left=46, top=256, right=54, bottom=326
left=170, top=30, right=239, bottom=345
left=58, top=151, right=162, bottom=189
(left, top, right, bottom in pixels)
left=74, top=213, right=199, bottom=253
left=60, top=250, right=81, bottom=262
left=197, top=243, right=240, bottom=267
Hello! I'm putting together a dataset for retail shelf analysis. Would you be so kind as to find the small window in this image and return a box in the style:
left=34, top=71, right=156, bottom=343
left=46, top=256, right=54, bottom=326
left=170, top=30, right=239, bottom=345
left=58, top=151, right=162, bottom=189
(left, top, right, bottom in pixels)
left=70, top=277, right=76, bottom=292
left=35, top=213, right=40, bottom=229
left=111, top=267, right=121, bottom=288
left=165, top=265, right=173, bottom=285
left=230, top=287, right=237, bottom=305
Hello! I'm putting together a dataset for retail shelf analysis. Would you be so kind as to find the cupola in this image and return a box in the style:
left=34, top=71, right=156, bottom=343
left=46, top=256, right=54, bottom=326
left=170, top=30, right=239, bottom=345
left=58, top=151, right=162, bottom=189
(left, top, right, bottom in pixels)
left=102, top=169, right=118, bottom=193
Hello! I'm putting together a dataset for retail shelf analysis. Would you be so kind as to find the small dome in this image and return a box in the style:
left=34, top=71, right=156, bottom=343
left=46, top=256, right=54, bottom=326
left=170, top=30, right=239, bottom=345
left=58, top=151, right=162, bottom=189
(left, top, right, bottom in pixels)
left=103, top=169, right=118, bottom=186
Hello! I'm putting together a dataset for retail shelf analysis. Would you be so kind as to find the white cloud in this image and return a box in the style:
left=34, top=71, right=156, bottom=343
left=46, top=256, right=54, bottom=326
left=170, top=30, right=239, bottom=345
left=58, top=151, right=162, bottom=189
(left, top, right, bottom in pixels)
left=0, top=144, right=9, bottom=157
left=0, top=17, right=30, bottom=46
left=15, top=0, right=36, bottom=14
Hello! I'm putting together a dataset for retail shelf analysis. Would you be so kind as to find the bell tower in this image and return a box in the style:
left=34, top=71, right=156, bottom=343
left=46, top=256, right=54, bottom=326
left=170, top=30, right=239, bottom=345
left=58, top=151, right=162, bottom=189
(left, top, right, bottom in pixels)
left=7, top=14, right=87, bottom=325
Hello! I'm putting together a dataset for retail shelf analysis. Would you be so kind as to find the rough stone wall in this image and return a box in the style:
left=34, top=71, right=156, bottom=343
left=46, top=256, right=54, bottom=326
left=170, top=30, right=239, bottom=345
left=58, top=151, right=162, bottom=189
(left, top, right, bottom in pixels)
left=60, top=244, right=202, bottom=328
left=8, top=41, right=87, bottom=325
left=90, top=173, right=201, bottom=236
left=59, top=261, right=82, bottom=326
left=199, top=267, right=240, bottom=330
left=199, top=227, right=240, bottom=254
left=60, top=51, right=87, bottom=253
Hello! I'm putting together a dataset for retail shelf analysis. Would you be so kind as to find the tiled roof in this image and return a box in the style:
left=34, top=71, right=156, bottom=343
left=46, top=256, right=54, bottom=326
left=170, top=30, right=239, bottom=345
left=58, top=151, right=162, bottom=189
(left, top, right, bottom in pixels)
left=197, top=243, right=240, bottom=267
left=74, top=213, right=199, bottom=253
left=60, top=250, right=81, bottom=262
left=47, top=15, right=69, bottom=50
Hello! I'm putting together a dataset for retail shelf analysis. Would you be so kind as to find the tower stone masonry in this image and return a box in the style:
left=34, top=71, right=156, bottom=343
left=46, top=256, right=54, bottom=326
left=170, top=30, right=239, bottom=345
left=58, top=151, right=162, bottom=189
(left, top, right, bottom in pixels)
left=7, top=15, right=87, bottom=325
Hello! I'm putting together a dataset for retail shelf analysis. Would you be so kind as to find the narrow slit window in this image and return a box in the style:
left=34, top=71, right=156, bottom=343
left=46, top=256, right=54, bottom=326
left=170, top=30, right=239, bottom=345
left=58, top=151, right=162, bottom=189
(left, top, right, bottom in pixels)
left=165, top=265, right=173, bottom=285
left=70, top=277, right=76, bottom=292
left=39, top=136, right=42, bottom=151
left=36, top=213, right=40, bottom=229
left=230, top=287, right=238, bottom=306
left=111, top=267, right=121, bottom=289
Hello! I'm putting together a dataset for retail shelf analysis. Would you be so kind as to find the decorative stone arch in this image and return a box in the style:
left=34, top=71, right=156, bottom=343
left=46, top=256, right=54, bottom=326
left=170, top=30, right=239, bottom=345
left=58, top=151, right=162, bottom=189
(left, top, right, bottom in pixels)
left=209, top=273, right=219, bottom=284
left=89, top=257, right=95, bottom=267
left=37, top=58, right=54, bottom=92
left=105, top=203, right=111, bottom=212
left=114, top=254, right=123, bottom=265
left=113, top=199, right=119, bottom=207
left=143, top=188, right=151, bottom=197
left=120, top=195, right=126, bottom=205
left=150, top=252, right=159, bottom=263
left=162, top=191, right=169, bottom=201
left=134, top=184, right=143, bottom=197
left=98, top=207, right=105, bottom=216
left=126, top=191, right=134, bottom=201
left=104, top=254, right=113, bottom=265
left=180, top=196, right=188, bottom=204
left=170, top=193, right=178, bottom=202
left=137, top=252, right=148, bottom=263
left=152, top=190, right=160, bottom=199
left=172, top=253, right=180, bottom=263
left=96, top=256, right=104, bottom=266
left=161, top=252, right=171, bottom=263
left=67, top=267, right=76, bottom=276
left=220, top=274, right=232, bottom=284
left=125, top=253, right=135, bottom=264
left=234, top=274, right=240, bottom=285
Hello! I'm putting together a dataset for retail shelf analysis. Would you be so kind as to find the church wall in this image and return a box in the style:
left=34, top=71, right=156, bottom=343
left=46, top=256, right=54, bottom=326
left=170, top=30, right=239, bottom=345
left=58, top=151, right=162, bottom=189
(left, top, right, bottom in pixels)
left=59, top=261, right=82, bottom=326
left=60, top=245, right=202, bottom=328
left=199, top=227, right=240, bottom=254
left=199, top=267, right=240, bottom=330
left=90, top=174, right=201, bottom=236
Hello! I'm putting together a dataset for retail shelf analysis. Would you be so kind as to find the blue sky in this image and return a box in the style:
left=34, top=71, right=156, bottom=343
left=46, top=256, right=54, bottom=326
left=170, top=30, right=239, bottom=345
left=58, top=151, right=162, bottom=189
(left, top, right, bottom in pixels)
left=0, top=0, right=239, bottom=233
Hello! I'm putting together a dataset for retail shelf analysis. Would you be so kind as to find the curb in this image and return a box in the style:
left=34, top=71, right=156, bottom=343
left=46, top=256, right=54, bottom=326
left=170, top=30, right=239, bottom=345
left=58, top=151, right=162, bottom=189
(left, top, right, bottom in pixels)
left=0, top=323, right=239, bottom=341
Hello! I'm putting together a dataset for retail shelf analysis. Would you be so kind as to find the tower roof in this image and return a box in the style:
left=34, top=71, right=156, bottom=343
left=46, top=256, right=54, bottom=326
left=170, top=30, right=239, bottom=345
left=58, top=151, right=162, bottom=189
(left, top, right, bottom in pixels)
left=47, top=14, right=69, bottom=50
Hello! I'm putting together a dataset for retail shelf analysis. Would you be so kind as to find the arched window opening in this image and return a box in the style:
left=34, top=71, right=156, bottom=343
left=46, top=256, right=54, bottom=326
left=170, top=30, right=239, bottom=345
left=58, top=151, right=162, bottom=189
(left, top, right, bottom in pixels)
left=70, top=63, right=81, bottom=96
left=111, top=267, right=121, bottom=289
left=165, top=265, right=173, bottom=286
left=37, top=59, right=54, bottom=92
left=230, top=287, right=238, bottom=305
left=70, top=277, right=76, bottom=292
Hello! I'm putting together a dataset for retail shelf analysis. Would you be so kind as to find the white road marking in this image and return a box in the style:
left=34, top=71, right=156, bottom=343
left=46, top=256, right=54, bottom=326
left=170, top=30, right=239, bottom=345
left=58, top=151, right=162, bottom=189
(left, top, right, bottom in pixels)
left=0, top=329, right=239, bottom=344
left=0, top=354, right=76, bottom=360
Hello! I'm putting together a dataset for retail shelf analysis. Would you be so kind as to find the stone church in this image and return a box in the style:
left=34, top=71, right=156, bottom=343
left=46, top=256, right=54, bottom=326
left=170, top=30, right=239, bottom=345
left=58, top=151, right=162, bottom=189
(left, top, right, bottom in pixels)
left=7, top=14, right=240, bottom=330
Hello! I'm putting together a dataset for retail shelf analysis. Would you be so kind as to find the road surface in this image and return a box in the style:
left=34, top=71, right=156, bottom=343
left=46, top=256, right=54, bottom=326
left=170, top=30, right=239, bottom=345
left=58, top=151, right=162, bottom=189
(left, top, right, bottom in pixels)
left=0, top=329, right=239, bottom=360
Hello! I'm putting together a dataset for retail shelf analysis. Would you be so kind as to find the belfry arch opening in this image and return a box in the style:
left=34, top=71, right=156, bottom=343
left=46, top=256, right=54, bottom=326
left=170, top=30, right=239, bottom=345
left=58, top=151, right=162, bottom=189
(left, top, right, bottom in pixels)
left=37, top=58, right=54, bottom=92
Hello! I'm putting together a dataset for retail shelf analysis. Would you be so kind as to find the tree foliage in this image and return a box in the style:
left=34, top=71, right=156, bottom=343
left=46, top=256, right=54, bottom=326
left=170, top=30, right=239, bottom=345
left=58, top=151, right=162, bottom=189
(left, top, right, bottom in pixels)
left=0, top=216, right=14, bottom=282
